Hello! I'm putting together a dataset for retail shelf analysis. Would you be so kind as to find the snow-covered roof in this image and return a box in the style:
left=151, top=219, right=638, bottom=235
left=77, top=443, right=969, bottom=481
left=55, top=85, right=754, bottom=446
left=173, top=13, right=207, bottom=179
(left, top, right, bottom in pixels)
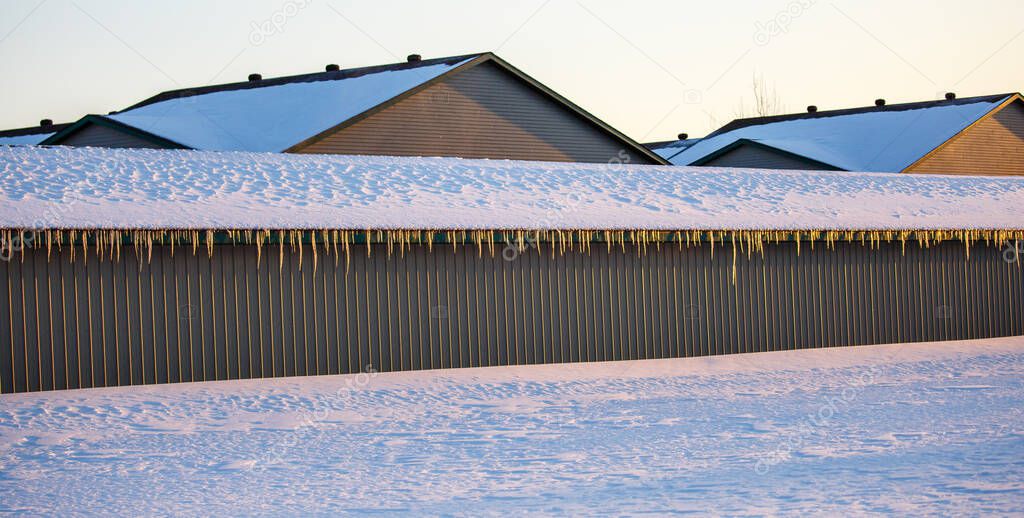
left=666, top=94, right=1017, bottom=171
left=0, top=121, right=71, bottom=147
left=647, top=138, right=702, bottom=159
left=1, top=146, right=1023, bottom=231
left=0, top=133, right=54, bottom=146
left=93, top=57, right=476, bottom=152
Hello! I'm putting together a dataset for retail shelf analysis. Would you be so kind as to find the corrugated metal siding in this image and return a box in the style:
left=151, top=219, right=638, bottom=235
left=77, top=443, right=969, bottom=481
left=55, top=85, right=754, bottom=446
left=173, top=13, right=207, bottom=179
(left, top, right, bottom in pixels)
left=59, top=124, right=166, bottom=149
left=702, top=143, right=834, bottom=170
left=1, top=240, right=1020, bottom=393
left=907, top=100, right=1024, bottom=176
left=296, top=62, right=652, bottom=164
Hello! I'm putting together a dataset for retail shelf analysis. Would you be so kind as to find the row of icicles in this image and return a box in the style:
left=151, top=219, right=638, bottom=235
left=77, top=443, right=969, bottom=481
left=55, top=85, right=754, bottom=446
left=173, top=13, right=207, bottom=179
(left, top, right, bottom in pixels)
left=2, top=228, right=1022, bottom=281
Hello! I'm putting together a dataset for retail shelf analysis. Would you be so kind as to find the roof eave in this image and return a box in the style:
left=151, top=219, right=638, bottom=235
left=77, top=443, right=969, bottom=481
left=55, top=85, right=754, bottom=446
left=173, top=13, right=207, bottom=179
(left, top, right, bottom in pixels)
left=687, top=138, right=843, bottom=170
left=40, top=115, right=192, bottom=149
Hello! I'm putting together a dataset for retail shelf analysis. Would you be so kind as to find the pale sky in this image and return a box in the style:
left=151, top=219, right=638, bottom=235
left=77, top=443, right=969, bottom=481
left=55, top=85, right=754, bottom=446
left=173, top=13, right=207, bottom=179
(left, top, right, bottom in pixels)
left=1, top=0, right=1022, bottom=142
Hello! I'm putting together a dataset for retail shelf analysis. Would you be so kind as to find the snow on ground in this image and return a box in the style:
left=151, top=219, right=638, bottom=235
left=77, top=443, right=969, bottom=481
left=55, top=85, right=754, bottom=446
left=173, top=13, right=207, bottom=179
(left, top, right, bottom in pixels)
left=2, top=146, right=1024, bottom=231
left=1, top=337, right=1023, bottom=515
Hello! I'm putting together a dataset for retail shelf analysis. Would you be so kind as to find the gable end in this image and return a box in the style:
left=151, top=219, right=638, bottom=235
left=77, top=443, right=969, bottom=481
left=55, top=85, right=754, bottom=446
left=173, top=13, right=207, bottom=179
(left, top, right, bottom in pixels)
left=691, top=140, right=841, bottom=171
left=906, top=98, right=1024, bottom=176
left=291, top=58, right=661, bottom=164
left=42, top=116, right=188, bottom=149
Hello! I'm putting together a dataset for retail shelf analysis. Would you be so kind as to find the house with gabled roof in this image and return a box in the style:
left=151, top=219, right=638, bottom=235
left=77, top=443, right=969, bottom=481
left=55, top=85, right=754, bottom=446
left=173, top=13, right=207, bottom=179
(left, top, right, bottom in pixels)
left=652, top=93, right=1024, bottom=175
left=36, top=53, right=665, bottom=164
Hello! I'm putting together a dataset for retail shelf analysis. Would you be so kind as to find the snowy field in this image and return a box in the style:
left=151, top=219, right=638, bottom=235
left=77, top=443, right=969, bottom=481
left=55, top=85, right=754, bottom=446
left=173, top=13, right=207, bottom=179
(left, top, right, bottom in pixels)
left=2, top=337, right=1023, bottom=516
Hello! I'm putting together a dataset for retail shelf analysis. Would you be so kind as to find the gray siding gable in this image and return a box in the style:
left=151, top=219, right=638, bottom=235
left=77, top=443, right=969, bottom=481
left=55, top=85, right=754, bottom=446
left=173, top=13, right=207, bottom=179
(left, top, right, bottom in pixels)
left=296, top=61, right=655, bottom=164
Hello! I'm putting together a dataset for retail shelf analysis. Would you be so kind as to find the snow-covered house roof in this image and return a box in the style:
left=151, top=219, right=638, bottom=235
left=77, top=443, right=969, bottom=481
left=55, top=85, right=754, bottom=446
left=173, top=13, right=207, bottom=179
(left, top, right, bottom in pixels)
left=2, top=146, right=1022, bottom=232
left=43, top=55, right=477, bottom=152
left=662, top=93, right=1022, bottom=172
left=0, top=121, right=70, bottom=146
left=37, top=53, right=665, bottom=163
left=646, top=138, right=702, bottom=160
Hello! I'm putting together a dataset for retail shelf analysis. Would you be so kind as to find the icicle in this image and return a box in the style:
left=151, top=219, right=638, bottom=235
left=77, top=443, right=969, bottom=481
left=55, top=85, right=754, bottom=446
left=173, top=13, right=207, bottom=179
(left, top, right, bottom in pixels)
left=347, top=230, right=353, bottom=271
left=255, top=230, right=264, bottom=268
left=278, top=230, right=285, bottom=271
left=311, top=231, right=318, bottom=273
left=332, top=230, right=340, bottom=264
left=731, top=231, right=738, bottom=285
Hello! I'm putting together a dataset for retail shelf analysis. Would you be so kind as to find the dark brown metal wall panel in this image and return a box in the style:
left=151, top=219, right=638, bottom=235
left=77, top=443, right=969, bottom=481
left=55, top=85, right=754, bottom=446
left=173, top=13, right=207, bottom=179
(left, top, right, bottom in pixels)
left=1, top=240, right=1021, bottom=392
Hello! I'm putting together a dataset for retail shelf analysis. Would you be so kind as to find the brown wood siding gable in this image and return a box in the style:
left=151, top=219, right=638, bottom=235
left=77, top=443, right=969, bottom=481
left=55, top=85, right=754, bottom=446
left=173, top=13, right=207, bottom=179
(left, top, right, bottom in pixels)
left=295, top=61, right=652, bottom=164
left=702, top=142, right=835, bottom=170
left=907, top=100, right=1024, bottom=176
left=59, top=123, right=167, bottom=149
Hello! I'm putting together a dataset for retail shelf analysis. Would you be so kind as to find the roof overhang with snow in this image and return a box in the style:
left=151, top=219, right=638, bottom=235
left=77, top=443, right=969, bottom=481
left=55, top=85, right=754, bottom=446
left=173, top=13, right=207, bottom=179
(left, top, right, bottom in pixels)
left=2, top=146, right=1022, bottom=233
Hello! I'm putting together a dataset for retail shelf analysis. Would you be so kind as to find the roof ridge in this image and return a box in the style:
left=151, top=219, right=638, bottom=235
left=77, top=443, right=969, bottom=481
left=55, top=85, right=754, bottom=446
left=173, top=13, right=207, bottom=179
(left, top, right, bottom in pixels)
left=118, top=52, right=489, bottom=112
left=0, top=122, right=72, bottom=137
left=707, top=92, right=1017, bottom=137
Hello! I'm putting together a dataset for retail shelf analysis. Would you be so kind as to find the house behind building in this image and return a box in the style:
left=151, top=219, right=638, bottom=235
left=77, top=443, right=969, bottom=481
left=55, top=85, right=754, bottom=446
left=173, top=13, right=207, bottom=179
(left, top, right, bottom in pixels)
left=653, top=93, right=1024, bottom=176
left=23, top=53, right=663, bottom=164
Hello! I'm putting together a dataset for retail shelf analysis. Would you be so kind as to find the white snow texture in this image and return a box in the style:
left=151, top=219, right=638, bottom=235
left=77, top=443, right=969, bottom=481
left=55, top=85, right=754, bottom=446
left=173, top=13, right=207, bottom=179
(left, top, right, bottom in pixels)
left=0, top=337, right=1022, bottom=515
left=1, top=145, right=1023, bottom=231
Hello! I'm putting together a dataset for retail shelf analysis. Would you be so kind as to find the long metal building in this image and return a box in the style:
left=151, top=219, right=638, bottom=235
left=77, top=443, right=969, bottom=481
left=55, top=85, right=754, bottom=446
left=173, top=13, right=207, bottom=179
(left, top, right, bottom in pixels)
left=1, top=146, right=1022, bottom=393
